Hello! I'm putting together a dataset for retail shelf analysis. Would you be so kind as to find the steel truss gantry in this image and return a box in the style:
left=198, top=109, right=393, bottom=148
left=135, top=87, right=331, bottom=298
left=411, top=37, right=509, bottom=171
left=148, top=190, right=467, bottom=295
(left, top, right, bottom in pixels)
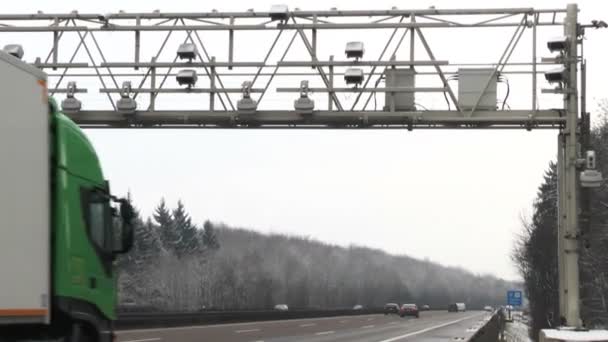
left=0, top=6, right=573, bottom=129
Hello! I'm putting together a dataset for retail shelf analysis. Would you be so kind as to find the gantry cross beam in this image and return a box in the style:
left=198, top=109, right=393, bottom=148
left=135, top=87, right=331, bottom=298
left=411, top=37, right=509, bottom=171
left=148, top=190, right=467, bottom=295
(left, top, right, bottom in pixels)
left=0, top=6, right=572, bottom=129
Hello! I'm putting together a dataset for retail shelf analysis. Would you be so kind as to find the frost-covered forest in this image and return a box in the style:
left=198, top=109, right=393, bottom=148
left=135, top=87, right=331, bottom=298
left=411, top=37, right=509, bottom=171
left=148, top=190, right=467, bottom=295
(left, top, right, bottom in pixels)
left=117, top=199, right=514, bottom=311
left=513, top=103, right=608, bottom=339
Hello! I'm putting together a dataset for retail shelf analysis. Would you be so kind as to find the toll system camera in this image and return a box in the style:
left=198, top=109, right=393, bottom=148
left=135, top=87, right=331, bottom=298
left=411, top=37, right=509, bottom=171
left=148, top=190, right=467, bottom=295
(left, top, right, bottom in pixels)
left=176, top=69, right=198, bottom=88
left=547, top=36, right=568, bottom=53
left=544, top=66, right=567, bottom=83
left=581, top=151, right=603, bottom=188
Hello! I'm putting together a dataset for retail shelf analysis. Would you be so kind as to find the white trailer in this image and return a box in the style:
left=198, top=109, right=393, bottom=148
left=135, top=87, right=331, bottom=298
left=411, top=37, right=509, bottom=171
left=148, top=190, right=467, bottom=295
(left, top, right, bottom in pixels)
left=0, top=50, right=51, bottom=325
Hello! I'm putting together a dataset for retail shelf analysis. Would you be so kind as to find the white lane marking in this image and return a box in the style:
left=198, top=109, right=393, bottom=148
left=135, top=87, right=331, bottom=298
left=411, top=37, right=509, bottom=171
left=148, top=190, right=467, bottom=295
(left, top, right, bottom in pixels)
left=315, top=330, right=335, bottom=335
left=375, top=313, right=483, bottom=342
left=339, top=320, right=349, bottom=323
left=388, top=322, right=399, bottom=325
left=235, top=328, right=261, bottom=333
left=367, top=317, right=375, bottom=321
left=116, top=314, right=379, bottom=333
left=362, top=324, right=375, bottom=329
left=300, top=323, right=317, bottom=327
left=121, top=339, right=162, bottom=342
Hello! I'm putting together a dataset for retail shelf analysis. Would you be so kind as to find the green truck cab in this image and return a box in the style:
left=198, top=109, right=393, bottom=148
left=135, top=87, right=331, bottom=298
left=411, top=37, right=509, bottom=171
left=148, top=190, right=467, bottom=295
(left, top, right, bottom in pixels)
left=51, top=100, right=134, bottom=341
left=0, top=51, right=133, bottom=341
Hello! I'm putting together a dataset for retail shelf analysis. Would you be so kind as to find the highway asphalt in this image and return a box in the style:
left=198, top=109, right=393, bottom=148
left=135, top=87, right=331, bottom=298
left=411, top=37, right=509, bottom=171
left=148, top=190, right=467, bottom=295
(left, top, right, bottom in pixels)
left=116, top=310, right=491, bottom=342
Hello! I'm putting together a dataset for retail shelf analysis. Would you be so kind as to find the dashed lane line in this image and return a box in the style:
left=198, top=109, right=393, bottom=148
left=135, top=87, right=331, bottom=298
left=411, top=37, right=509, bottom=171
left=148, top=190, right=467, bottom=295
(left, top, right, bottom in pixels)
left=300, top=323, right=317, bottom=327
left=235, top=328, right=261, bottom=333
left=315, top=330, right=335, bottom=335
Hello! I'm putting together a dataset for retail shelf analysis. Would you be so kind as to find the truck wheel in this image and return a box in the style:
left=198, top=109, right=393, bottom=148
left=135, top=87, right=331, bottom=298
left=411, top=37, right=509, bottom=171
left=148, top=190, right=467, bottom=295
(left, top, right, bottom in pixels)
left=65, top=322, right=98, bottom=342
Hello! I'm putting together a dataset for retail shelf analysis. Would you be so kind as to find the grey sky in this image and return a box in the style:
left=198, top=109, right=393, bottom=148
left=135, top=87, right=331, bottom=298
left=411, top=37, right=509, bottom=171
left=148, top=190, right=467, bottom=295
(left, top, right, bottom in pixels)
left=11, top=0, right=607, bottom=280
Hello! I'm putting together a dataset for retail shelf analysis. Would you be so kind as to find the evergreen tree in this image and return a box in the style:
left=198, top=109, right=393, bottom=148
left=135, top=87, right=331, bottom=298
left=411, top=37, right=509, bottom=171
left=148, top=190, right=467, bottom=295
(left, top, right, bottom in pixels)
left=172, top=200, right=200, bottom=257
left=154, top=198, right=178, bottom=253
left=579, top=106, right=608, bottom=327
left=513, top=164, right=559, bottom=338
left=202, top=220, right=220, bottom=250
left=139, top=218, right=162, bottom=259
left=128, top=193, right=162, bottom=261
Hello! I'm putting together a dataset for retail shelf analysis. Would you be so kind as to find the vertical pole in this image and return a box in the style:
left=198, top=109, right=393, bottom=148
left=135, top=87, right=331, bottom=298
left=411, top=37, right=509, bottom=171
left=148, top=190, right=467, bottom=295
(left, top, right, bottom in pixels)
left=409, top=14, right=415, bottom=70
left=312, top=14, right=317, bottom=70
left=135, top=16, right=141, bottom=71
left=52, top=18, right=59, bottom=71
left=210, top=56, right=216, bottom=112
left=532, top=13, right=537, bottom=111
left=150, top=57, right=156, bottom=112
left=580, top=54, right=591, bottom=270
left=557, top=133, right=567, bottom=322
left=328, top=55, right=334, bottom=111
left=562, top=3, right=581, bottom=328
left=581, top=58, right=588, bottom=150
left=228, top=17, right=234, bottom=70
left=389, top=56, right=396, bottom=112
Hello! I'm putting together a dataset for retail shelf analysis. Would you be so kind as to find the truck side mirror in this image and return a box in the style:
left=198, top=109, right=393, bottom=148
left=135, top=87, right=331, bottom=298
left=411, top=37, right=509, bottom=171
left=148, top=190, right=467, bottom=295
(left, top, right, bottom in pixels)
left=113, top=200, right=134, bottom=254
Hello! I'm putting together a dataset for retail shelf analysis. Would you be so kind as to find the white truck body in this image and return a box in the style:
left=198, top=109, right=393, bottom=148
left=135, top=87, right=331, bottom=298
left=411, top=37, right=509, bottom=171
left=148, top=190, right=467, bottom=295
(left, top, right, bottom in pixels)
left=0, top=51, right=50, bottom=325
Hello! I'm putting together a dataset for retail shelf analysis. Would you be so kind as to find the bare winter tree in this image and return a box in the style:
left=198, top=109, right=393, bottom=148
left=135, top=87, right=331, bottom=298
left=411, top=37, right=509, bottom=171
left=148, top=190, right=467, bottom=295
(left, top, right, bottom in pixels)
left=513, top=101, right=608, bottom=340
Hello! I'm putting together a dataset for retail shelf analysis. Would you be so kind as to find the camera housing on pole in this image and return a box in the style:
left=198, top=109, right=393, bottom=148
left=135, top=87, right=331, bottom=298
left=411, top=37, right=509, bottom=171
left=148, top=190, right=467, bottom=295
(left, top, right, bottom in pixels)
left=116, top=81, right=137, bottom=115
left=61, top=81, right=82, bottom=114
left=344, top=68, right=364, bottom=86
left=581, top=150, right=603, bottom=188
left=547, top=36, right=569, bottom=53
left=269, top=5, right=289, bottom=22
left=177, top=43, right=198, bottom=62
left=544, top=66, right=568, bottom=83
left=345, top=41, right=365, bottom=60
left=294, top=80, right=314, bottom=114
left=176, top=69, right=198, bottom=88
left=237, top=81, right=257, bottom=114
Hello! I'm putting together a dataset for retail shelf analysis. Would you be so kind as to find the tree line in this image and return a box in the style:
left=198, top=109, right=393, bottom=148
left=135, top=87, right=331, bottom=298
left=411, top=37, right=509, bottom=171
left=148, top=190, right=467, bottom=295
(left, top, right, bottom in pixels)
left=117, top=198, right=515, bottom=312
left=513, top=103, right=608, bottom=340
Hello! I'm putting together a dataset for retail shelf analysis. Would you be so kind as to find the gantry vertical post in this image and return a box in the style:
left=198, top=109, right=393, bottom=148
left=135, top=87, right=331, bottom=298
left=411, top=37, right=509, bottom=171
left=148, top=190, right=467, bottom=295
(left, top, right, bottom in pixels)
left=560, top=2, right=581, bottom=328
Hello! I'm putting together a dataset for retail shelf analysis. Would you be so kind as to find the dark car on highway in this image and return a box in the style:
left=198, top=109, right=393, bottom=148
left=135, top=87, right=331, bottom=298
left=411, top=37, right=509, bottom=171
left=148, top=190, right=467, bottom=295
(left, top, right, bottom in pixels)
left=384, top=303, right=400, bottom=315
left=399, top=303, right=419, bottom=318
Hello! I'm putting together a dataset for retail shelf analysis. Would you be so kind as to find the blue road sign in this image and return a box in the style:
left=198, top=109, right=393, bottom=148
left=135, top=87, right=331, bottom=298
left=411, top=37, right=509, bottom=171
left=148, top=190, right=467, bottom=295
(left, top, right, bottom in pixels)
left=507, top=290, right=523, bottom=306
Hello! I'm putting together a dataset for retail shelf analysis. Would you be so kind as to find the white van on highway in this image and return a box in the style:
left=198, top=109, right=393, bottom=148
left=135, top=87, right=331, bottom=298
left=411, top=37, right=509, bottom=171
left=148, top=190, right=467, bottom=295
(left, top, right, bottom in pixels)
left=448, top=303, right=467, bottom=312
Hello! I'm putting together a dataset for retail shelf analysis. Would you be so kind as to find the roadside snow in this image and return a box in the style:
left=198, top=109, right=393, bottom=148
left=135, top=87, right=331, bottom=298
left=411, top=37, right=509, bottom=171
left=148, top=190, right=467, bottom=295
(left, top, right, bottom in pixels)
left=541, top=328, right=608, bottom=341
left=505, top=320, right=533, bottom=342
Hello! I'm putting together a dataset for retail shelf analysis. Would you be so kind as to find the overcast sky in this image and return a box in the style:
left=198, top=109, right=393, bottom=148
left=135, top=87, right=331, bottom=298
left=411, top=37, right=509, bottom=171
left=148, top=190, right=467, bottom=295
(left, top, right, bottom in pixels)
left=11, top=0, right=608, bottom=280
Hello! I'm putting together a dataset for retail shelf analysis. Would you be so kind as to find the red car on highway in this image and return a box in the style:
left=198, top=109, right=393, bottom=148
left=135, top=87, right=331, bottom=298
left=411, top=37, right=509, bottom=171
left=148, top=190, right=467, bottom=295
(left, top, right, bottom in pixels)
left=399, top=303, right=420, bottom=318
